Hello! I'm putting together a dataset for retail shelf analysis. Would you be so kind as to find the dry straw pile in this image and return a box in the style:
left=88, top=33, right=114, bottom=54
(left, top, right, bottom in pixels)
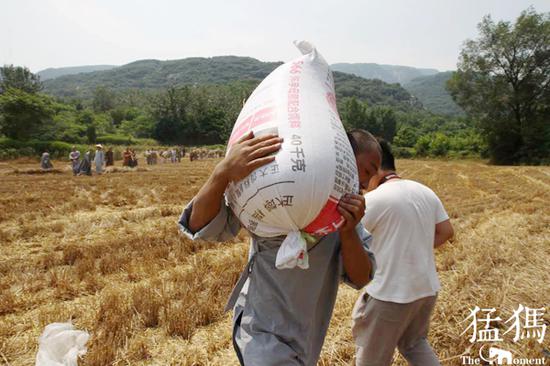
left=0, top=158, right=548, bottom=365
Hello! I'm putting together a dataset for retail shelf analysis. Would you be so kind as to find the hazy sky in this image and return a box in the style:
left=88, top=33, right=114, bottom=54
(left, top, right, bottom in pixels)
left=2, top=0, right=549, bottom=73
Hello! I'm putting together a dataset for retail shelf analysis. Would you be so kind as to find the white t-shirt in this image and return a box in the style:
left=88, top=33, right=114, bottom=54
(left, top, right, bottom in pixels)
left=362, top=179, right=449, bottom=303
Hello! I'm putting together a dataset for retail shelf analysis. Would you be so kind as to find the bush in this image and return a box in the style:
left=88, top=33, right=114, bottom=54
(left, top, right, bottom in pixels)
left=0, top=137, right=25, bottom=149
left=429, top=133, right=450, bottom=157
left=132, top=138, right=158, bottom=146
left=414, top=135, right=431, bottom=157
left=392, top=146, right=415, bottom=159
left=96, top=134, right=134, bottom=145
left=0, top=138, right=88, bottom=160
left=50, top=141, right=74, bottom=153
left=0, top=148, right=18, bottom=160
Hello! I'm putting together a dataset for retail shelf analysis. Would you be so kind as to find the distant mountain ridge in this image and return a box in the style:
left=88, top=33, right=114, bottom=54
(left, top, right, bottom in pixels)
left=329, top=62, right=462, bottom=116
left=38, top=58, right=466, bottom=115
left=41, top=56, right=422, bottom=111
left=330, top=63, right=439, bottom=85
left=403, top=71, right=464, bottom=116
left=37, top=65, right=117, bottom=81
left=39, top=61, right=441, bottom=85
left=42, top=56, right=282, bottom=97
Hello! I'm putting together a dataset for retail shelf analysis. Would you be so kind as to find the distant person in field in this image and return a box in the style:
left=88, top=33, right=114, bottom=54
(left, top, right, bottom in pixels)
left=69, top=147, right=80, bottom=176
left=105, top=147, right=114, bottom=167
left=352, top=139, right=454, bottom=366
left=78, top=150, right=92, bottom=176
left=40, top=151, right=53, bottom=170
left=93, top=144, right=105, bottom=174
left=178, top=129, right=379, bottom=366
left=189, top=149, right=198, bottom=161
left=130, top=149, right=138, bottom=167
left=123, top=147, right=132, bottom=167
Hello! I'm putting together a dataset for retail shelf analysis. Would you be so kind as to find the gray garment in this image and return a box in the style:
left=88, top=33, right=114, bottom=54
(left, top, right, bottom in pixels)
left=352, top=293, right=440, bottom=366
left=178, top=199, right=376, bottom=366
left=40, top=153, right=53, bottom=169
left=70, top=151, right=80, bottom=175
left=79, top=152, right=92, bottom=176
left=94, top=150, right=104, bottom=173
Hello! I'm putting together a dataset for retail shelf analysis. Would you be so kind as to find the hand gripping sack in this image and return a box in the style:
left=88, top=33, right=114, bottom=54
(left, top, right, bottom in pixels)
left=225, top=41, right=359, bottom=269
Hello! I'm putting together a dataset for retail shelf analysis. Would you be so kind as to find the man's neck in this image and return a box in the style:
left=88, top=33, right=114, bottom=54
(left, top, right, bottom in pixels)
left=379, top=170, right=400, bottom=185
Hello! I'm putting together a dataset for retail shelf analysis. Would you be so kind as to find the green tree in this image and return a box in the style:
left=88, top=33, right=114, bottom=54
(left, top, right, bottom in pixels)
left=86, top=125, right=97, bottom=144
left=177, top=87, right=229, bottom=144
left=151, top=87, right=189, bottom=144
left=110, top=107, right=126, bottom=126
left=369, top=106, right=397, bottom=142
left=447, top=8, right=550, bottom=164
left=0, top=65, right=42, bottom=94
left=449, top=130, right=487, bottom=157
left=0, top=88, right=55, bottom=139
left=340, top=97, right=367, bottom=129
left=120, top=115, right=155, bottom=138
left=394, top=125, right=419, bottom=147
left=48, top=110, right=86, bottom=143
left=414, top=134, right=431, bottom=156
left=92, top=86, right=116, bottom=112
left=429, top=133, right=450, bottom=156
left=77, top=109, right=95, bottom=126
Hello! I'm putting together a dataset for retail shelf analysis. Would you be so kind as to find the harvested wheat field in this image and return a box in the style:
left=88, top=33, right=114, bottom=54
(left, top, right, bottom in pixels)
left=0, top=158, right=548, bottom=365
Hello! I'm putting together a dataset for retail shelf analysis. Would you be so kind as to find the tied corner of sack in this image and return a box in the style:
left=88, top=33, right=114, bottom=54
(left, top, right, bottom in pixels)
left=275, top=230, right=309, bottom=270
left=293, top=40, right=315, bottom=57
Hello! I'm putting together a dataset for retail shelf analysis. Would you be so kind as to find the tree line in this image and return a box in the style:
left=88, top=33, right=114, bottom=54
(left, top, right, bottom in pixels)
left=0, top=7, right=548, bottom=164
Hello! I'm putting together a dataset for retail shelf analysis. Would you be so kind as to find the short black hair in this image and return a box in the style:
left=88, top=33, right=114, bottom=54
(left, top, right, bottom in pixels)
left=377, top=138, right=396, bottom=171
left=347, top=129, right=381, bottom=156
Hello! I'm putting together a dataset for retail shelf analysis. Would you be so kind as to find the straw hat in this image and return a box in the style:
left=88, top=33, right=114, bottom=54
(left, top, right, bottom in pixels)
left=95, top=144, right=103, bottom=149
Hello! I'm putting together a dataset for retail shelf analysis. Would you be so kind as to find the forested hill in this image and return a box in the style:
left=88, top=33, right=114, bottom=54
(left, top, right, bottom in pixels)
left=330, top=63, right=462, bottom=116
left=332, top=72, right=422, bottom=110
left=42, top=57, right=282, bottom=97
left=330, top=63, right=439, bottom=85
left=403, top=71, right=464, bottom=116
left=37, top=65, right=117, bottom=81
left=42, top=56, right=422, bottom=111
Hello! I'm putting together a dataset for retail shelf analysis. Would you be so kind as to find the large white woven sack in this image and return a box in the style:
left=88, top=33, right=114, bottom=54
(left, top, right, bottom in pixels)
left=225, top=41, right=358, bottom=268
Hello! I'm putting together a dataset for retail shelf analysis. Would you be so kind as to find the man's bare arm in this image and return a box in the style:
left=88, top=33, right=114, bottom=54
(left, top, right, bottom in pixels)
left=188, top=132, right=283, bottom=233
left=434, top=219, right=454, bottom=248
left=187, top=165, right=231, bottom=233
left=338, top=194, right=372, bottom=288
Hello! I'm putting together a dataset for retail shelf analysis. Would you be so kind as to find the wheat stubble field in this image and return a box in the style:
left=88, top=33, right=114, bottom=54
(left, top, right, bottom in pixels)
left=0, top=158, right=548, bottom=365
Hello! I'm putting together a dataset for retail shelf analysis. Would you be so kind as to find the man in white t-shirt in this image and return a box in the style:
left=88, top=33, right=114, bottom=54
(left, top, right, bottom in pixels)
left=352, top=139, right=454, bottom=366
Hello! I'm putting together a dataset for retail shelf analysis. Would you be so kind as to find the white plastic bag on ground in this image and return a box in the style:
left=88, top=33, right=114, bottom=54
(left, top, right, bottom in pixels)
left=225, top=41, right=359, bottom=268
left=36, top=322, right=89, bottom=366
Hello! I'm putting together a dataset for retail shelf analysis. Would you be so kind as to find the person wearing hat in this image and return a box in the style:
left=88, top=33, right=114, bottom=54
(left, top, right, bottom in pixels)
left=94, top=144, right=105, bottom=174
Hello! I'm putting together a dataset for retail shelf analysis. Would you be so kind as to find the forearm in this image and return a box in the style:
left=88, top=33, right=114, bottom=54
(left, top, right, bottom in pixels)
left=434, top=233, right=450, bottom=248
left=340, top=229, right=372, bottom=288
left=434, top=220, right=454, bottom=248
left=188, top=164, right=230, bottom=233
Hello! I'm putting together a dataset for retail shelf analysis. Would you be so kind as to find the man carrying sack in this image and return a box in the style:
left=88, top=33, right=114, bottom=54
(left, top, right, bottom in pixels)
left=178, top=130, right=380, bottom=366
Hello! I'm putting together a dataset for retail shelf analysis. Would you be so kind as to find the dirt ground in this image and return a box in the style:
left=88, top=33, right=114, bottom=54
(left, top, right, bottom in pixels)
left=0, top=158, right=548, bottom=365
